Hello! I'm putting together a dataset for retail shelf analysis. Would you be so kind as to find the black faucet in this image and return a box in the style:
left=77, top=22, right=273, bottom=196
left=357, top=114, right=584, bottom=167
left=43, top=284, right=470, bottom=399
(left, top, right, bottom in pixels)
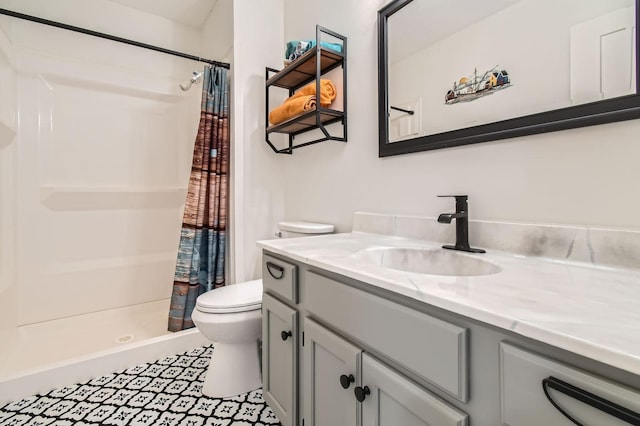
left=437, top=195, right=485, bottom=253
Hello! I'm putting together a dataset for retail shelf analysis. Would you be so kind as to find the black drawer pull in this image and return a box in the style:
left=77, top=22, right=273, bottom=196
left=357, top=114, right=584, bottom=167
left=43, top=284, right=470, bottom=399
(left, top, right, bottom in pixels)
left=339, top=374, right=355, bottom=389
left=542, top=376, right=640, bottom=425
left=266, top=262, right=285, bottom=280
left=354, top=386, right=370, bottom=402
left=280, top=330, right=292, bottom=341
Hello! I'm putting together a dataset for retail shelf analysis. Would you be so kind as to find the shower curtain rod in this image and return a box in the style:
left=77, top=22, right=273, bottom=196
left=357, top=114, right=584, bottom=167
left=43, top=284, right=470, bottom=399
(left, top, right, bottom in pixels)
left=0, top=7, right=230, bottom=69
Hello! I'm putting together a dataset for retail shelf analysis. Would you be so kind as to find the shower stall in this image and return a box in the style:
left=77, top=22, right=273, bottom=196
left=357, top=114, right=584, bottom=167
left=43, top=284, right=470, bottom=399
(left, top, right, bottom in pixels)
left=0, top=0, right=232, bottom=398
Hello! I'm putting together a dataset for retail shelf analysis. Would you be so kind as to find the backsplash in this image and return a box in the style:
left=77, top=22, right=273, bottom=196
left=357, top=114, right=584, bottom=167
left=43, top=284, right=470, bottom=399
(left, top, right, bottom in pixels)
left=353, top=212, right=640, bottom=271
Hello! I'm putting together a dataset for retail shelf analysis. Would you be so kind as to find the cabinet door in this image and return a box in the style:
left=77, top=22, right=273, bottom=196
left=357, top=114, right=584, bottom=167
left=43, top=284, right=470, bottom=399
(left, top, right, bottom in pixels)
left=304, top=319, right=361, bottom=426
left=262, top=293, right=298, bottom=426
left=361, top=354, right=468, bottom=426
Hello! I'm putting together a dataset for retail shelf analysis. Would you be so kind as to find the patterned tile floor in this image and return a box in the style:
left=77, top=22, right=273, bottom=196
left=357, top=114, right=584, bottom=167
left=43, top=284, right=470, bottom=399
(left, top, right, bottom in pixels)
left=0, top=345, right=281, bottom=426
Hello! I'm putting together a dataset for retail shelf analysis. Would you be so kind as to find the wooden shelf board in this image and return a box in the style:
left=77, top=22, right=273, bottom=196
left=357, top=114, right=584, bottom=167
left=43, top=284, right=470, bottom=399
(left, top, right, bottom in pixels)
left=267, top=108, right=343, bottom=135
left=267, top=47, right=343, bottom=90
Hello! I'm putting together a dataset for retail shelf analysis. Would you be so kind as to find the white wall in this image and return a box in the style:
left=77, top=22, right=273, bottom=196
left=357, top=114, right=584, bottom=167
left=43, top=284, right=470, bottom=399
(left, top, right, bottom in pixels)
left=231, top=0, right=286, bottom=282
left=201, top=0, right=233, bottom=63
left=0, top=0, right=203, bottom=325
left=280, top=0, right=640, bottom=235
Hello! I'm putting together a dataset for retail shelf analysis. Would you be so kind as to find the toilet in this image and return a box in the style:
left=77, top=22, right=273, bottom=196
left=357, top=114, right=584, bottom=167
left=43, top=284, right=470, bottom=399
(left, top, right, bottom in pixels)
left=192, top=221, right=334, bottom=397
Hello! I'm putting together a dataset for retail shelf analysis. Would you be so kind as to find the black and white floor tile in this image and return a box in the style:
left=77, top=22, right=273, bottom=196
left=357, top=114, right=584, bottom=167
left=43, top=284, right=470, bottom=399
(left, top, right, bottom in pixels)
left=0, top=345, right=281, bottom=426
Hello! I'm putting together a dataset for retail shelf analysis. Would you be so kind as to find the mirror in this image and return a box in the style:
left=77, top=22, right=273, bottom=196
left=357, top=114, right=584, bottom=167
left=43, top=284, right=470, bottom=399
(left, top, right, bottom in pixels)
left=378, top=0, right=640, bottom=157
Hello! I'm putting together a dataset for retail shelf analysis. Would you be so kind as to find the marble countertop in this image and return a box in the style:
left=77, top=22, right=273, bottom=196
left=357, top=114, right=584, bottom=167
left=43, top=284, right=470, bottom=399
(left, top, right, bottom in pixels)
left=257, top=232, right=640, bottom=376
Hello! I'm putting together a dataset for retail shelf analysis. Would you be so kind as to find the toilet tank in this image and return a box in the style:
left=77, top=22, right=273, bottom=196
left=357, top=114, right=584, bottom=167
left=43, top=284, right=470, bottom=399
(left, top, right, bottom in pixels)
left=277, top=221, right=334, bottom=238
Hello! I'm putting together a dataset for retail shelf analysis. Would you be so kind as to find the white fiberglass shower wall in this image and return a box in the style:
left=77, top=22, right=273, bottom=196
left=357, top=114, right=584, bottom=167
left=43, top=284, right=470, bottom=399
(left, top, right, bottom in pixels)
left=0, top=0, right=215, bottom=378
left=0, top=7, right=18, bottom=370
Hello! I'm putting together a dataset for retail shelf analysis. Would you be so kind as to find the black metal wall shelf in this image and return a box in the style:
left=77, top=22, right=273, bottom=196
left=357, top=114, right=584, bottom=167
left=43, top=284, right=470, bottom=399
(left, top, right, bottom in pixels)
left=265, top=25, right=347, bottom=154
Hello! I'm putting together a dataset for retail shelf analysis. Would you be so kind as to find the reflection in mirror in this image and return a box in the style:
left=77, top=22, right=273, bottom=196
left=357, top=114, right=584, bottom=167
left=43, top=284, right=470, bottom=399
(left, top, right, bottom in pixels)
left=379, top=0, right=640, bottom=156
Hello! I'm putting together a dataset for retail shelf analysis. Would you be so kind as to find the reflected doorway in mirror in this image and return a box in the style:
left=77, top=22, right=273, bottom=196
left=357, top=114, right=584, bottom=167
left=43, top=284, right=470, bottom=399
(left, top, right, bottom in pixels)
left=389, top=98, right=422, bottom=142
left=570, top=6, right=636, bottom=104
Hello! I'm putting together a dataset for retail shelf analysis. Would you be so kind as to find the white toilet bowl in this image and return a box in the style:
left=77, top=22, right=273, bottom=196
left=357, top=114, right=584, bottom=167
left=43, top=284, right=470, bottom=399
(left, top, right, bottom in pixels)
left=191, top=279, right=263, bottom=398
left=193, top=221, right=334, bottom=398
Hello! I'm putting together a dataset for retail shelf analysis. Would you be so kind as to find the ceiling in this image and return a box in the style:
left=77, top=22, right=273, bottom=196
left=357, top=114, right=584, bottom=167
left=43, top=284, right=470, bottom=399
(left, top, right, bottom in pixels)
left=107, top=0, right=218, bottom=28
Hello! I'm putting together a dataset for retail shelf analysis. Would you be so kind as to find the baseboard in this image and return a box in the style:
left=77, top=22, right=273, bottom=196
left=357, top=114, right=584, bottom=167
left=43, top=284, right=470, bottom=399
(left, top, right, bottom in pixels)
left=0, top=329, right=209, bottom=406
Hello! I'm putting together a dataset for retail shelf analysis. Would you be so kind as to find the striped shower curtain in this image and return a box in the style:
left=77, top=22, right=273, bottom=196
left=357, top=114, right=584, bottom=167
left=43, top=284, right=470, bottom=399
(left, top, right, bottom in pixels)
left=168, top=65, right=230, bottom=332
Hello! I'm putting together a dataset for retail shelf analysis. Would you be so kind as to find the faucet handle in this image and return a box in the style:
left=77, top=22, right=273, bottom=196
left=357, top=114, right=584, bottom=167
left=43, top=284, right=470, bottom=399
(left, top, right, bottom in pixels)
left=437, top=195, right=468, bottom=212
left=437, top=195, right=467, bottom=200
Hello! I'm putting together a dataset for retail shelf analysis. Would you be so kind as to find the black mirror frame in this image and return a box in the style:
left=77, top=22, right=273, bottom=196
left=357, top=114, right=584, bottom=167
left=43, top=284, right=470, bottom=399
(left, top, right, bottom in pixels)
left=378, top=0, right=640, bottom=157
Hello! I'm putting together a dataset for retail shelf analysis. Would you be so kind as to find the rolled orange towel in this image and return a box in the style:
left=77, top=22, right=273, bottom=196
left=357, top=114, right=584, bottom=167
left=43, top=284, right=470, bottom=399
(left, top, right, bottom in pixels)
left=287, top=79, right=336, bottom=107
left=269, top=95, right=317, bottom=125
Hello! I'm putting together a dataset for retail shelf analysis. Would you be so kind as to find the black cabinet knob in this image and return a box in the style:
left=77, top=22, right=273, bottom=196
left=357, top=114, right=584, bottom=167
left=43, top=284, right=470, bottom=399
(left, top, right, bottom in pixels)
left=280, top=330, right=292, bottom=341
left=339, top=374, right=355, bottom=389
left=354, top=386, right=370, bottom=402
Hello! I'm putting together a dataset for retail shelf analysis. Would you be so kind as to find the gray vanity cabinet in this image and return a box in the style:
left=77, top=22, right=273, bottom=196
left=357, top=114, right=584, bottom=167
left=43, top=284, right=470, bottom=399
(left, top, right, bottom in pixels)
left=262, top=292, right=298, bottom=426
left=260, top=250, right=640, bottom=426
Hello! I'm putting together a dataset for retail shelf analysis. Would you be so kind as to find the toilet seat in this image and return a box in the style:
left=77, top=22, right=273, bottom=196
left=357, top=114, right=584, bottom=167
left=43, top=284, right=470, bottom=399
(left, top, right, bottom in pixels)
left=195, top=279, right=263, bottom=314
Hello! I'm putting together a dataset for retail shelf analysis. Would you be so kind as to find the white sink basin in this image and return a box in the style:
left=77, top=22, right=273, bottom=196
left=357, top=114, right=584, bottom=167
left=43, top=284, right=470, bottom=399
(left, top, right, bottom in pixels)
left=354, top=247, right=502, bottom=277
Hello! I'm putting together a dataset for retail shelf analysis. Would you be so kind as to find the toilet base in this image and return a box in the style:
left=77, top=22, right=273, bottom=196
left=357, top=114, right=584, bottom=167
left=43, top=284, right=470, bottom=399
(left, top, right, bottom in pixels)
left=202, top=340, right=262, bottom=398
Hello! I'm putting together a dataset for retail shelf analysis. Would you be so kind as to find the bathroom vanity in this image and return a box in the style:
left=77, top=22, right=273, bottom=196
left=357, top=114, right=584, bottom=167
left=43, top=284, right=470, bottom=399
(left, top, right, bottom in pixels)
left=258, top=215, right=640, bottom=426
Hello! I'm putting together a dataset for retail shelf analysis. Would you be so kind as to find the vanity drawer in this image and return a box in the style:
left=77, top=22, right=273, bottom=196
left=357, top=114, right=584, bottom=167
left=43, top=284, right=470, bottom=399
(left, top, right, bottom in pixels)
left=500, top=343, right=640, bottom=426
left=262, top=254, right=298, bottom=304
left=304, top=270, right=469, bottom=402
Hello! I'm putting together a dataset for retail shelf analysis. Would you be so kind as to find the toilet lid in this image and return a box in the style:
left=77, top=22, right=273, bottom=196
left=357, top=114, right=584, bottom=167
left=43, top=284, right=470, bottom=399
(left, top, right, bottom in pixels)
left=196, top=279, right=263, bottom=314
left=278, top=221, right=334, bottom=234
